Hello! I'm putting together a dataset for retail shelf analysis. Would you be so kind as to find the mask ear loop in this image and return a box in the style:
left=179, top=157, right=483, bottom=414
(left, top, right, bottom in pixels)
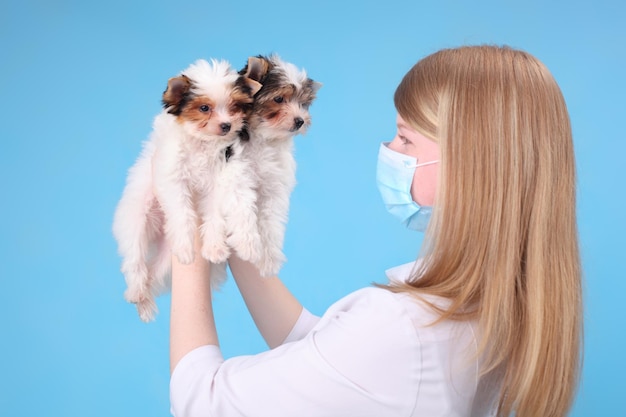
left=406, top=160, right=440, bottom=169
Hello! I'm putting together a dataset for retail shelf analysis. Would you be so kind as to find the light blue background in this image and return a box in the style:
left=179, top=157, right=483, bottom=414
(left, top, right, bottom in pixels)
left=1, top=1, right=623, bottom=415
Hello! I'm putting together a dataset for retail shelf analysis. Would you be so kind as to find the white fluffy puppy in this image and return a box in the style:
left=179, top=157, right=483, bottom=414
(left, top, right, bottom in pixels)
left=113, top=59, right=262, bottom=322
left=238, top=55, right=321, bottom=276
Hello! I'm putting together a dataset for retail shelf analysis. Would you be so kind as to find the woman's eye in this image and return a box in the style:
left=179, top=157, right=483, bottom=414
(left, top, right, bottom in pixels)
left=274, top=96, right=284, bottom=103
left=200, top=105, right=211, bottom=112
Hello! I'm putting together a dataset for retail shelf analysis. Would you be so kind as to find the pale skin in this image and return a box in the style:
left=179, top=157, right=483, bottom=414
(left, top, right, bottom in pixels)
left=169, top=235, right=303, bottom=373
left=388, top=114, right=440, bottom=206
left=169, top=113, right=441, bottom=374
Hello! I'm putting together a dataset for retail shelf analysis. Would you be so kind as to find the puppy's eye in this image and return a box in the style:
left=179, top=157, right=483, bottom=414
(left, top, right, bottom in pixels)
left=199, top=105, right=211, bottom=112
left=274, top=96, right=284, bottom=103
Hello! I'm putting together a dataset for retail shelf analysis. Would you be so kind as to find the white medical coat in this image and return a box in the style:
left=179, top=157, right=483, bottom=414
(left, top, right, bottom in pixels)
left=170, top=262, right=500, bottom=416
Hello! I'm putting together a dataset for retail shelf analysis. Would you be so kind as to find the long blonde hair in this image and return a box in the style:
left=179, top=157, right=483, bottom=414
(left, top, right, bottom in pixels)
left=391, top=45, right=582, bottom=417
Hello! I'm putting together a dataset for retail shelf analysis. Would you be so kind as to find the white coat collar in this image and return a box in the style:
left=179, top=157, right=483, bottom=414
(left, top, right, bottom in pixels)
left=385, top=261, right=418, bottom=284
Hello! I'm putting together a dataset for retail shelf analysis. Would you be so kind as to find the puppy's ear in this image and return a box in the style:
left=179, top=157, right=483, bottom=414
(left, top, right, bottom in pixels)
left=162, top=75, right=191, bottom=109
left=311, top=80, right=323, bottom=94
left=245, top=78, right=263, bottom=96
left=242, top=56, right=270, bottom=82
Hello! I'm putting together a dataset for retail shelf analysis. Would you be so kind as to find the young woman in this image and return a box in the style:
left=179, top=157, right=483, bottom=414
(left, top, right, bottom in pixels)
left=168, top=45, right=582, bottom=417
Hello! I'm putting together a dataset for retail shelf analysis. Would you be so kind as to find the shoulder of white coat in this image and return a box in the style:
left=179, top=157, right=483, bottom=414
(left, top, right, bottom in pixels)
left=322, top=287, right=418, bottom=329
left=342, top=287, right=460, bottom=331
left=337, top=287, right=427, bottom=311
left=308, top=287, right=422, bottom=411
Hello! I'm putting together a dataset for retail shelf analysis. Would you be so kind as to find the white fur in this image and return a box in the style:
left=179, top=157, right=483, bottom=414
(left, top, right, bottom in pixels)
left=281, top=60, right=309, bottom=89
left=112, top=60, right=261, bottom=322
left=243, top=137, right=295, bottom=276
left=243, top=57, right=319, bottom=277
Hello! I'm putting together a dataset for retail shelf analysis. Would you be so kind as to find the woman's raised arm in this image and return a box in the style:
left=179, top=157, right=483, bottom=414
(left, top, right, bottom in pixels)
left=169, top=230, right=218, bottom=374
left=228, top=254, right=311, bottom=349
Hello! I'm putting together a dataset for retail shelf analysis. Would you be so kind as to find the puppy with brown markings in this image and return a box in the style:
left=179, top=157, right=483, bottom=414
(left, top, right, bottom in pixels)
left=239, top=55, right=321, bottom=276
left=113, top=59, right=262, bottom=322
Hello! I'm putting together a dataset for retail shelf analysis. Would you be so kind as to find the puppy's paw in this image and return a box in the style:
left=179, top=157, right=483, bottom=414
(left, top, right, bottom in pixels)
left=123, top=273, right=149, bottom=304
left=136, top=298, right=158, bottom=322
left=256, top=249, right=286, bottom=277
left=200, top=222, right=230, bottom=263
left=124, top=287, right=157, bottom=322
left=227, top=233, right=262, bottom=263
left=201, top=241, right=231, bottom=264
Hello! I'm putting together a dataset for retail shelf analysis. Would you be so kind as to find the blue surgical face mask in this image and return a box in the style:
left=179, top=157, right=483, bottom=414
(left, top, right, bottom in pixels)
left=376, top=142, right=439, bottom=232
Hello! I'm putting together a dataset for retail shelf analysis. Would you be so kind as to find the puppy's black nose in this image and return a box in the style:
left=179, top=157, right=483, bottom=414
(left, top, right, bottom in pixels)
left=294, top=117, right=304, bottom=130
left=220, top=123, right=231, bottom=133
